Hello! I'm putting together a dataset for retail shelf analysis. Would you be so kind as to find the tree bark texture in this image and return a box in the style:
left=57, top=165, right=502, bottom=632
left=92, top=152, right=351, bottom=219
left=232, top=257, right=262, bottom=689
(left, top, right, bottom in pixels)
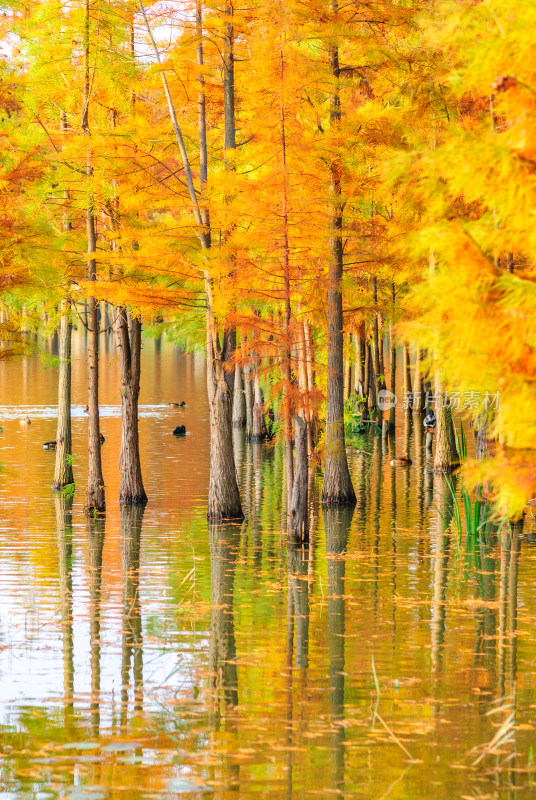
left=117, top=309, right=147, bottom=505
left=207, top=329, right=244, bottom=520
left=53, top=302, right=74, bottom=490
left=433, top=374, right=459, bottom=472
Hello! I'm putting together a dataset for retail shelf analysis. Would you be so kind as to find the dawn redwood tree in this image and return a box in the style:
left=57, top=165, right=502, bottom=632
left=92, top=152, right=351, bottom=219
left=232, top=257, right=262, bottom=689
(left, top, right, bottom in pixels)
left=139, top=0, right=243, bottom=521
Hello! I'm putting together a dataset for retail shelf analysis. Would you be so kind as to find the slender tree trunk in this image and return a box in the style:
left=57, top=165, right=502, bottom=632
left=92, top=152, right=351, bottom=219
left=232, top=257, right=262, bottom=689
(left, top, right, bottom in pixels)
left=413, top=349, right=425, bottom=413
left=343, top=341, right=351, bottom=401
left=53, top=301, right=74, bottom=490
left=389, top=284, right=396, bottom=430
left=321, top=4, right=355, bottom=506
left=252, top=365, right=268, bottom=441
left=354, top=331, right=364, bottom=397
left=244, top=360, right=253, bottom=440
left=117, top=309, right=147, bottom=505
left=232, top=362, right=246, bottom=426
left=403, top=343, right=413, bottom=415
left=372, top=277, right=383, bottom=399
left=84, top=0, right=105, bottom=515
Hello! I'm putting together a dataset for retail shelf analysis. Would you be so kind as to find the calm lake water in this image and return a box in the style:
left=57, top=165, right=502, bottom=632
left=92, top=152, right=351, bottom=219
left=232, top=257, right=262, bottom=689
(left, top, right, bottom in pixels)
left=0, top=331, right=535, bottom=799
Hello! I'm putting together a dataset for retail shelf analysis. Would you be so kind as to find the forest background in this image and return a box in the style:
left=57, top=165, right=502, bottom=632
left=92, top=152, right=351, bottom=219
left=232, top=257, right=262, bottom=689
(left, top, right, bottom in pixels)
left=0, top=0, right=534, bottom=524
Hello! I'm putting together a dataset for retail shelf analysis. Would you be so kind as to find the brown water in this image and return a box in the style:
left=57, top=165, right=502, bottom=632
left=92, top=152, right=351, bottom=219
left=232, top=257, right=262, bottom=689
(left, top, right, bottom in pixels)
left=0, top=331, right=535, bottom=799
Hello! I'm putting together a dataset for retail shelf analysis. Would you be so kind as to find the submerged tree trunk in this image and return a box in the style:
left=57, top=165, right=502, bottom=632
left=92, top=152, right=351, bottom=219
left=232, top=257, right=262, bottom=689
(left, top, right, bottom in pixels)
left=117, top=309, right=147, bottom=505
left=207, top=332, right=244, bottom=520
left=433, top=375, right=459, bottom=472
left=53, top=301, right=74, bottom=491
left=244, top=361, right=253, bottom=440
left=232, top=362, right=246, bottom=426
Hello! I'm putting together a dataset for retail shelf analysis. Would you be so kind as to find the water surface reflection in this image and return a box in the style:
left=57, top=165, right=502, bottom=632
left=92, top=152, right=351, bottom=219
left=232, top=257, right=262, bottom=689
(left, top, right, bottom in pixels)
left=0, top=338, right=536, bottom=798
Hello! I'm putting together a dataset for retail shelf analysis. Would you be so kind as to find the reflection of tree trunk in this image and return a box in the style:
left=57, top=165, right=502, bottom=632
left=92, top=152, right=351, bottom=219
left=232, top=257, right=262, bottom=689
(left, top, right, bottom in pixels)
left=508, top=524, right=521, bottom=695
left=288, top=541, right=310, bottom=668
left=324, top=506, right=353, bottom=794
left=87, top=517, right=105, bottom=736
left=208, top=523, right=240, bottom=729
left=53, top=302, right=74, bottom=490
left=251, top=442, right=263, bottom=570
left=121, top=505, right=145, bottom=726
left=431, top=474, right=455, bottom=675
left=56, top=493, right=74, bottom=730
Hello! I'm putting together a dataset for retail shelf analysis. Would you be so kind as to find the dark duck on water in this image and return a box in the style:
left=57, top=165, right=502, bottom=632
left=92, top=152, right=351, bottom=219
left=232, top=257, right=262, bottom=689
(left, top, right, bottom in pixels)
left=390, top=455, right=412, bottom=466
left=168, top=401, right=186, bottom=408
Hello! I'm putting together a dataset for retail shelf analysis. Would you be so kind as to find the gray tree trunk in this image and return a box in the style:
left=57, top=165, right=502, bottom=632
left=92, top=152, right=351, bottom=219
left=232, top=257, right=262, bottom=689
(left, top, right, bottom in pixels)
left=117, top=309, right=147, bottom=505
left=207, top=330, right=243, bottom=520
left=53, top=302, right=74, bottom=490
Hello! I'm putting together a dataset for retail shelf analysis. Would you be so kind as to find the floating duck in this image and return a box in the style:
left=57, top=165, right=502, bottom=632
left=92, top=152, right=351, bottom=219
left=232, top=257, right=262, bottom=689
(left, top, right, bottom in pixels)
left=173, top=425, right=186, bottom=436
left=99, top=432, right=105, bottom=444
left=19, top=416, right=31, bottom=426
left=84, top=404, right=89, bottom=413
left=390, top=456, right=412, bottom=466
left=168, top=401, right=187, bottom=408
left=43, top=441, right=57, bottom=450
left=424, top=409, right=436, bottom=430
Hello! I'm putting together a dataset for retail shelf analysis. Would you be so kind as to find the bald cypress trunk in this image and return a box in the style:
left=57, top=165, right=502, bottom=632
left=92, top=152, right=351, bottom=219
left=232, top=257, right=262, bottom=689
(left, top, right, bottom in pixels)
left=84, top=0, right=104, bottom=515
left=321, top=15, right=355, bottom=507
left=53, top=302, right=74, bottom=491
left=433, top=375, right=459, bottom=472
left=117, top=310, right=147, bottom=505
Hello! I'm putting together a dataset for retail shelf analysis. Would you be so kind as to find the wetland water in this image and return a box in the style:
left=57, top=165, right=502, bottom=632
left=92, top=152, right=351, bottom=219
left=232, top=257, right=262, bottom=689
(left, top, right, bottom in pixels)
left=0, top=332, right=535, bottom=799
